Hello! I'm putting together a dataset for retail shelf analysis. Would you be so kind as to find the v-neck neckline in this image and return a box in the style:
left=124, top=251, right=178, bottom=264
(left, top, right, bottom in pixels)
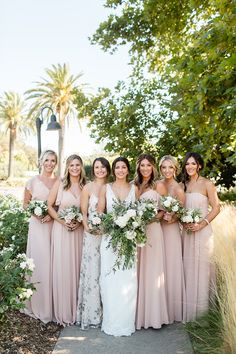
left=109, top=183, right=133, bottom=202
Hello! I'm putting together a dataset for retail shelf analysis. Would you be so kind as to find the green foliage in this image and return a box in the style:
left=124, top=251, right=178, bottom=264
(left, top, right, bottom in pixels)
left=185, top=301, right=223, bottom=353
left=0, top=194, right=29, bottom=256
left=84, top=75, right=171, bottom=161
left=90, top=0, right=236, bottom=187
left=0, top=194, right=35, bottom=319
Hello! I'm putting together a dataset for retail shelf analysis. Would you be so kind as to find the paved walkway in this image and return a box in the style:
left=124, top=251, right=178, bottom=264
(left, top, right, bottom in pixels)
left=53, top=323, right=193, bottom=354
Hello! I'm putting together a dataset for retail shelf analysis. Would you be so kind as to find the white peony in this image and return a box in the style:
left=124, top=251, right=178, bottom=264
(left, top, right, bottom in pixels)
left=115, top=215, right=129, bottom=228
left=126, top=209, right=136, bottom=218
left=34, top=206, right=43, bottom=216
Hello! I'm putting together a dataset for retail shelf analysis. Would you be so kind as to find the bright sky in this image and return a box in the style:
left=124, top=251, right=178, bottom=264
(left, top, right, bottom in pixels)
left=0, top=0, right=130, bottom=156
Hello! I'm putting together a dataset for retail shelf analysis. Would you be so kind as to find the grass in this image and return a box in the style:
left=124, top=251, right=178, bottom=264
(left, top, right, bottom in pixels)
left=186, top=204, right=236, bottom=354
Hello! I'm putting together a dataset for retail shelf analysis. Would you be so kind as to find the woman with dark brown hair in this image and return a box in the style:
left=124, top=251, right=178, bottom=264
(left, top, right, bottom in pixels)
left=135, top=153, right=169, bottom=329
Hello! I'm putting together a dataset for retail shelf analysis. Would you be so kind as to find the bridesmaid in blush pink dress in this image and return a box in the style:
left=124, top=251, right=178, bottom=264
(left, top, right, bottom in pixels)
left=180, top=152, right=220, bottom=321
left=159, top=155, right=186, bottom=323
left=135, top=154, right=169, bottom=329
left=23, top=150, right=58, bottom=323
left=48, top=154, right=86, bottom=326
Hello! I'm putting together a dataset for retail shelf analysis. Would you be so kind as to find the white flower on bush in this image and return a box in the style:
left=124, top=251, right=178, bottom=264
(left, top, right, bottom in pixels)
left=125, top=230, right=136, bottom=240
left=20, top=257, right=35, bottom=272
left=19, top=288, right=33, bottom=299
left=115, top=215, right=129, bottom=228
left=34, top=206, right=43, bottom=217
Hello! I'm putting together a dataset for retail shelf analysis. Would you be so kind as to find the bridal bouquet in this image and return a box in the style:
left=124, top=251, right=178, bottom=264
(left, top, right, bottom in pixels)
left=102, top=198, right=158, bottom=270
left=58, top=206, right=83, bottom=225
left=179, top=207, right=202, bottom=233
left=28, top=200, right=48, bottom=217
left=87, top=211, right=103, bottom=235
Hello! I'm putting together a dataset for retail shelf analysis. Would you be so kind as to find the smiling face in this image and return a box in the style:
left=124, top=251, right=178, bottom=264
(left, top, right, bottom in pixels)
left=160, top=159, right=176, bottom=180
left=68, top=158, right=82, bottom=177
left=139, top=158, right=153, bottom=180
left=93, top=160, right=108, bottom=179
left=185, top=156, right=200, bottom=177
left=114, top=161, right=129, bottom=180
left=42, top=153, right=57, bottom=174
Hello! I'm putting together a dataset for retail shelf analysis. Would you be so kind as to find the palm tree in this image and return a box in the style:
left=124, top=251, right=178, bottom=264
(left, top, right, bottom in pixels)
left=25, top=63, right=85, bottom=175
left=0, top=92, right=30, bottom=178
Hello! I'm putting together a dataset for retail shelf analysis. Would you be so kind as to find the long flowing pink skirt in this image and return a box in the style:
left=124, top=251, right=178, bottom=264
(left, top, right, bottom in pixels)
left=136, top=222, right=169, bottom=329
left=51, top=221, right=83, bottom=325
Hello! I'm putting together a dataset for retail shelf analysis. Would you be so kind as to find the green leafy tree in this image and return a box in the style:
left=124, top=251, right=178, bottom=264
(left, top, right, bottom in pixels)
left=91, top=0, right=236, bottom=186
left=85, top=76, right=171, bottom=161
left=0, top=92, right=30, bottom=178
left=25, top=63, right=86, bottom=175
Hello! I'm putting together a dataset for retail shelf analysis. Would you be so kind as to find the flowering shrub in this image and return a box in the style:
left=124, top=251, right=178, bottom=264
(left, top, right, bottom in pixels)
left=0, top=194, right=34, bottom=319
left=0, top=247, right=35, bottom=318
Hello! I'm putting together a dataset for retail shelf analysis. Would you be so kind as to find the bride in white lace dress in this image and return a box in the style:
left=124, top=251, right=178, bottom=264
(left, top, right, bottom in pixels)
left=76, top=158, right=111, bottom=329
left=97, top=157, right=137, bottom=336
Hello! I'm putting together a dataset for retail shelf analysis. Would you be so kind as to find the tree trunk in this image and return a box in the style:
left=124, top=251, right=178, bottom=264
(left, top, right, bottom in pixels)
left=8, top=128, right=15, bottom=178
left=58, top=110, right=66, bottom=177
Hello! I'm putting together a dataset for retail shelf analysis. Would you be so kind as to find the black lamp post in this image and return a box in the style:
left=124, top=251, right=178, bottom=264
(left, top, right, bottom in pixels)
left=36, top=106, right=61, bottom=168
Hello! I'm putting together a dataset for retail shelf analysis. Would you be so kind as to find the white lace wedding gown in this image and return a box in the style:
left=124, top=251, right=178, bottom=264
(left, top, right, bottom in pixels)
left=100, top=184, right=137, bottom=336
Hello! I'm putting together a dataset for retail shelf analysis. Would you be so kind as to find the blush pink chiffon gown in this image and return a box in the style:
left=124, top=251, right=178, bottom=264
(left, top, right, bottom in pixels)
left=25, top=176, right=55, bottom=323
left=161, top=220, right=186, bottom=323
left=51, top=183, right=84, bottom=326
left=136, top=190, right=169, bottom=329
left=182, top=192, right=214, bottom=321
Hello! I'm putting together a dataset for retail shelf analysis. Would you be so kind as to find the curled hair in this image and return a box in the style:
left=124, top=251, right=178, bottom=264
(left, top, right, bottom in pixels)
left=92, top=157, right=111, bottom=179
left=181, top=152, right=204, bottom=191
left=62, top=154, right=86, bottom=190
left=39, top=150, right=57, bottom=167
left=134, top=153, right=157, bottom=189
left=159, top=155, right=180, bottom=178
left=112, top=157, right=130, bottom=180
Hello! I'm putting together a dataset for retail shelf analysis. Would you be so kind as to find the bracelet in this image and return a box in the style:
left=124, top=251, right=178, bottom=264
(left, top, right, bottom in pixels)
left=203, top=218, right=210, bottom=225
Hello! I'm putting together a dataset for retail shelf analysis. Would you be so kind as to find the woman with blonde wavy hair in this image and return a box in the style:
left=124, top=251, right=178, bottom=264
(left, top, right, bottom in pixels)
left=159, top=155, right=186, bottom=323
left=23, top=150, right=58, bottom=323
left=48, top=154, right=86, bottom=325
left=135, top=153, right=169, bottom=330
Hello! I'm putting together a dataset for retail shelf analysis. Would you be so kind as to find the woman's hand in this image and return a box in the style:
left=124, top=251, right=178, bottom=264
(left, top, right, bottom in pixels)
left=186, top=222, right=204, bottom=232
left=40, top=214, right=52, bottom=223
left=65, top=220, right=81, bottom=231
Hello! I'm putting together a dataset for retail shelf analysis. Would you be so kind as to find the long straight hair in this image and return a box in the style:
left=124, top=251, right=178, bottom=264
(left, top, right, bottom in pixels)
left=62, top=154, right=86, bottom=190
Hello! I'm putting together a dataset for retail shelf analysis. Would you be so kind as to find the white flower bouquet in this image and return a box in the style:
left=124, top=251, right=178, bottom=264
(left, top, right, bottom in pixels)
left=58, top=205, right=83, bottom=225
left=179, top=207, right=202, bottom=233
left=28, top=200, right=48, bottom=217
left=159, top=195, right=182, bottom=214
left=87, top=211, right=103, bottom=235
left=102, top=198, right=158, bottom=270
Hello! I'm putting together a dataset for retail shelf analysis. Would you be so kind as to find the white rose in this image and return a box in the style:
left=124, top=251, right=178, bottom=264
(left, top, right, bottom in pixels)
left=185, top=215, right=193, bottom=223
left=34, top=206, right=43, bottom=216
left=92, top=216, right=101, bottom=225
left=126, top=209, right=136, bottom=218
left=115, top=216, right=128, bottom=228
left=172, top=205, right=179, bottom=212
left=125, top=230, right=136, bottom=240
left=163, top=200, right=171, bottom=208
left=132, top=221, right=140, bottom=228
left=194, top=216, right=200, bottom=223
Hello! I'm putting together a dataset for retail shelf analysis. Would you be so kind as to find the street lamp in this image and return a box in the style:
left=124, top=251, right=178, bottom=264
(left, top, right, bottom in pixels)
left=36, top=106, right=61, bottom=164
